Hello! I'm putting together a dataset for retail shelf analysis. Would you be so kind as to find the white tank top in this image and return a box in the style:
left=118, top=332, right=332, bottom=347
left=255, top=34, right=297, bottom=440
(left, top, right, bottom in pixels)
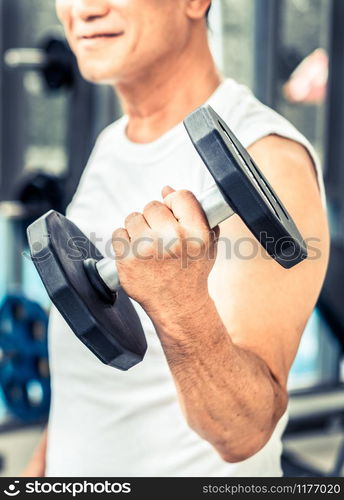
left=46, top=79, right=325, bottom=477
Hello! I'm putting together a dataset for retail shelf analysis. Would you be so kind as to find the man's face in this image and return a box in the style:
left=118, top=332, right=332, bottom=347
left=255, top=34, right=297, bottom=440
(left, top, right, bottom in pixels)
left=56, top=0, right=190, bottom=84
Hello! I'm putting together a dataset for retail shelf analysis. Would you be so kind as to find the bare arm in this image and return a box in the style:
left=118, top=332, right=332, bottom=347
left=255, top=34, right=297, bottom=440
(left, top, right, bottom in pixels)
left=113, top=135, right=329, bottom=462
left=21, top=428, right=47, bottom=477
left=150, top=294, right=287, bottom=462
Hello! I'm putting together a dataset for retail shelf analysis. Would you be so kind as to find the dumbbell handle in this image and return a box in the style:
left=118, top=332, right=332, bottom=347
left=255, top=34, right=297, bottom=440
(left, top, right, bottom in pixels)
left=94, top=184, right=234, bottom=295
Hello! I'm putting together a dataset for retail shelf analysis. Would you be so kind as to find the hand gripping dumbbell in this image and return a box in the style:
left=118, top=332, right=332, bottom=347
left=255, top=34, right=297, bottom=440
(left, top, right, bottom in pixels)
left=27, top=106, right=307, bottom=371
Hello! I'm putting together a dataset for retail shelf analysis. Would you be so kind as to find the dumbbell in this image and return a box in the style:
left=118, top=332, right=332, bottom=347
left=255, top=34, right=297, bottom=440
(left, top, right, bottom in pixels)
left=27, top=106, right=307, bottom=371
left=4, top=37, right=74, bottom=91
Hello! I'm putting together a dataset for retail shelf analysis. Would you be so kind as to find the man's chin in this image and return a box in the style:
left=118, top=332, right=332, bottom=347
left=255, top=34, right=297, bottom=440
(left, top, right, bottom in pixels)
left=78, top=64, right=119, bottom=85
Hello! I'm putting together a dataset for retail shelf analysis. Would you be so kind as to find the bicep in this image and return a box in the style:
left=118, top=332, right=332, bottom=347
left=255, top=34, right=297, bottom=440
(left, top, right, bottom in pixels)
left=208, top=135, right=329, bottom=386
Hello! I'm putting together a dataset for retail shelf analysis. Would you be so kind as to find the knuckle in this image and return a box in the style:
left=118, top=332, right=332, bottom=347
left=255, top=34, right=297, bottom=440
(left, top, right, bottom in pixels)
left=112, top=228, right=125, bottom=240
left=167, top=239, right=182, bottom=257
left=112, top=230, right=129, bottom=258
left=169, top=225, right=184, bottom=242
left=164, top=232, right=183, bottom=256
left=136, top=241, right=155, bottom=259
left=124, top=211, right=141, bottom=226
left=178, top=189, right=195, bottom=200
left=143, top=200, right=162, bottom=213
left=182, top=229, right=208, bottom=255
left=131, top=232, right=156, bottom=258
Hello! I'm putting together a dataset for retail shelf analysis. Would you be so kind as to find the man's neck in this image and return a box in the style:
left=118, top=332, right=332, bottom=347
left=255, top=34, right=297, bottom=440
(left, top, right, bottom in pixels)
left=115, top=30, right=222, bottom=144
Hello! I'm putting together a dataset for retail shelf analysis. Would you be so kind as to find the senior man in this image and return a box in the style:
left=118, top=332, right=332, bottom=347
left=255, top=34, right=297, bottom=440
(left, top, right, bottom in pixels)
left=24, top=0, right=329, bottom=477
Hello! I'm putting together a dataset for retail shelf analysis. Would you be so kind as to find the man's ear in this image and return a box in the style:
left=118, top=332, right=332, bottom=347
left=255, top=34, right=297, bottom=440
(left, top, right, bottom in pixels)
left=185, top=0, right=211, bottom=21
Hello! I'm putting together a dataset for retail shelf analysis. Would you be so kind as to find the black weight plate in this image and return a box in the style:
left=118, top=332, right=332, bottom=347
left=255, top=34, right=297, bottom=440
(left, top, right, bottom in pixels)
left=27, top=211, right=147, bottom=370
left=184, top=105, right=307, bottom=269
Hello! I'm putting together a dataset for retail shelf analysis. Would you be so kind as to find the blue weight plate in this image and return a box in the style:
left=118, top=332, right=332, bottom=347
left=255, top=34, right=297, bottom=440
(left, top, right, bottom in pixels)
left=0, top=294, right=50, bottom=421
left=27, top=211, right=147, bottom=370
left=184, top=105, right=307, bottom=269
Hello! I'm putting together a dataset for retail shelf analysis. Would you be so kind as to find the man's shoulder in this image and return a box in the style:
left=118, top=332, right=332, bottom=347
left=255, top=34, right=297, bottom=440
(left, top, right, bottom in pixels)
left=209, top=78, right=277, bottom=139
left=215, top=79, right=308, bottom=148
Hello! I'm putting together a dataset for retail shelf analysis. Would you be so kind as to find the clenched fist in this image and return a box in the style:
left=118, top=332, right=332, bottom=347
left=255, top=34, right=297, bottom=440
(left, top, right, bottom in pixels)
left=112, top=187, right=219, bottom=318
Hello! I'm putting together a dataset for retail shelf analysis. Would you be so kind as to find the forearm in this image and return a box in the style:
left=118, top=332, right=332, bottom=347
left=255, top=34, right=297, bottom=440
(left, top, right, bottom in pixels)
left=21, top=428, right=47, bottom=477
left=148, top=295, right=288, bottom=463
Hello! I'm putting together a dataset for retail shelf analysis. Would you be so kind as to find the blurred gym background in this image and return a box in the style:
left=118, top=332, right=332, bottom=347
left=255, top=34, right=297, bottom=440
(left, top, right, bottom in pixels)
left=0, top=0, right=343, bottom=477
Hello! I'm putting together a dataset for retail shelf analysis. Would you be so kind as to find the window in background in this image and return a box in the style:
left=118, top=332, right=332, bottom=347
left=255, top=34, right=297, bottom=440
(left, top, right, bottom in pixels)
left=276, top=0, right=331, bottom=163
left=209, top=0, right=254, bottom=87
left=213, top=0, right=339, bottom=392
left=0, top=0, right=68, bottom=303
left=17, top=0, right=68, bottom=176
